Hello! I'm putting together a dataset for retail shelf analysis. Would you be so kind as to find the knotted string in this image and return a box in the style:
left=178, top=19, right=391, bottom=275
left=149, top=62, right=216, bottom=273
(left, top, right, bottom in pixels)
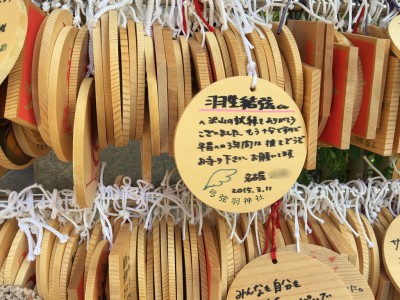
left=263, top=200, right=282, bottom=263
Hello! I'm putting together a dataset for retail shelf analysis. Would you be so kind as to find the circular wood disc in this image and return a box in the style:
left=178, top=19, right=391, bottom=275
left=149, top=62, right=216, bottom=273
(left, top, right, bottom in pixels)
left=100, top=13, right=114, bottom=145
left=188, top=37, right=211, bottom=92
left=281, top=53, right=293, bottom=98
left=144, top=35, right=161, bottom=156
left=227, top=251, right=352, bottom=299
left=73, top=78, right=100, bottom=208
left=215, top=29, right=233, bottom=78
left=108, top=11, right=123, bottom=147
left=203, top=219, right=222, bottom=299
left=194, top=32, right=214, bottom=84
left=38, top=9, right=73, bottom=146
left=0, top=0, right=27, bottom=86
left=4, top=230, right=27, bottom=284
left=37, top=219, right=59, bottom=300
left=49, top=223, right=74, bottom=299
left=137, top=222, right=147, bottom=299
left=223, top=30, right=246, bottom=76
left=67, top=241, right=86, bottom=299
left=388, top=16, right=400, bottom=59
left=14, top=256, right=35, bottom=289
left=216, top=215, right=228, bottom=298
left=109, top=223, right=131, bottom=299
left=383, top=215, right=400, bottom=293
left=129, top=219, right=139, bottom=299
left=22, top=127, right=46, bottom=145
left=68, top=25, right=88, bottom=128
left=92, top=22, right=107, bottom=149
left=135, top=22, right=145, bottom=140
left=175, top=226, right=184, bottom=299
left=234, top=222, right=247, bottom=276
left=140, top=108, right=152, bottom=183
left=173, top=39, right=186, bottom=121
left=205, top=32, right=226, bottom=81
left=0, top=220, right=18, bottom=277
left=197, top=227, right=208, bottom=299
left=189, top=224, right=200, bottom=299
left=360, top=214, right=380, bottom=295
left=127, top=20, right=138, bottom=141
left=85, top=240, right=110, bottom=299
left=59, top=233, right=79, bottom=299
left=179, top=36, right=193, bottom=108
left=160, top=219, right=169, bottom=299
left=84, top=222, right=102, bottom=288
left=12, top=123, right=49, bottom=157
left=182, top=224, right=193, bottom=299
left=167, top=218, right=176, bottom=299
left=225, top=226, right=235, bottom=286
left=346, top=209, right=370, bottom=281
left=119, top=26, right=131, bottom=147
left=240, top=214, right=255, bottom=262
left=257, top=25, right=284, bottom=89
left=0, top=121, right=33, bottom=170
left=31, top=16, right=48, bottom=134
left=153, top=24, right=168, bottom=153
left=174, top=77, right=307, bottom=213
left=152, top=219, right=162, bottom=300
left=272, top=23, right=304, bottom=110
left=48, top=25, right=78, bottom=162
left=163, top=29, right=178, bottom=157
left=146, top=231, right=154, bottom=299
left=281, top=244, right=374, bottom=299
left=247, top=31, right=269, bottom=81
left=228, top=23, right=248, bottom=73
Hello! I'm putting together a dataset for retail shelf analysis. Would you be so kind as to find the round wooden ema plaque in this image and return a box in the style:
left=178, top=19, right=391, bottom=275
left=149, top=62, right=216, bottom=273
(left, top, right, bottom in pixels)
left=48, top=25, right=78, bottom=162
left=73, top=78, right=100, bottom=208
left=388, top=16, right=400, bottom=59
left=383, top=215, right=400, bottom=293
left=0, top=120, right=33, bottom=170
left=0, top=0, right=28, bottom=86
left=38, top=9, right=73, bottom=146
left=226, top=251, right=352, bottom=300
left=281, top=244, right=374, bottom=299
left=174, top=77, right=307, bottom=213
left=12, top=123, right=50, bottom=158
left=68, top=25, right=89, bottom=128
left=85, top=240, right=110, bottom=299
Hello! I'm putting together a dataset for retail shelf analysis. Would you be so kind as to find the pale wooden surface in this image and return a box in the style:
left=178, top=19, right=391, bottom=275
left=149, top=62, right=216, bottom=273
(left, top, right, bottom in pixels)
left=48, top=25, right=78, bottom=162
left=144, top=35, right=161, bottom=156
left=227, top=251, right=352, bottom=299
left=38, top=9, right=73, bottom=146
left=302, top=63, right=321, bottom=170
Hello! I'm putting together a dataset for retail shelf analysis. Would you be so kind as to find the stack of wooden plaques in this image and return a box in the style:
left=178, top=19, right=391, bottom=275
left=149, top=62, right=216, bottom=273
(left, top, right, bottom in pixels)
left=0, top=7, right=399, bottom=184
left=8, top=203, right=400, bottom=299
